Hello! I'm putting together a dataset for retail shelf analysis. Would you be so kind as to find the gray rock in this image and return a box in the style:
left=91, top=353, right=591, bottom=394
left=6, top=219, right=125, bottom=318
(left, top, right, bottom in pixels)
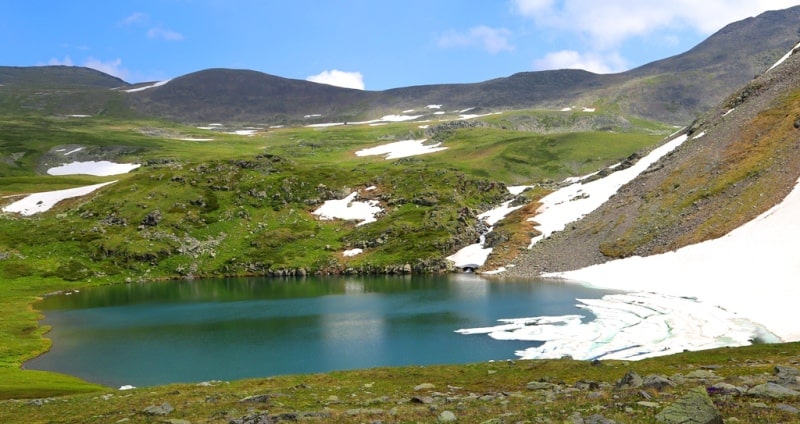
left=228, top=412, right=272, bottom=424
left=655, top=387, right=723, bottom=424
left=643, top=375, right=675, bottom=390
left=527, top=381, right=558, bottom=391
left=568, top=412, right=617, bottom=424
left=438, top=410, right=457, bottom=422
left=142, top=402, right=174, bottom=416
left=776, top=403, right=800, bottom=414
left=638, top=401, right=661, bottom=408
left=615, top=371, right=643, bottom=389
left=708, top=382, right=746, bottom=395
left=584, top=415, right=617, bottom=424
left=747, top=382, right=800, bottom=399
left=686, top=370, right=718, bottom=380
left=239, top=394, right=270, bottom=403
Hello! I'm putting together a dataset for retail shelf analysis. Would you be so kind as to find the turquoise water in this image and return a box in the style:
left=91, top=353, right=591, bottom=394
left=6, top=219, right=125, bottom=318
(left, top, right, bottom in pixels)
left=26, top=274, right=610, bottom=387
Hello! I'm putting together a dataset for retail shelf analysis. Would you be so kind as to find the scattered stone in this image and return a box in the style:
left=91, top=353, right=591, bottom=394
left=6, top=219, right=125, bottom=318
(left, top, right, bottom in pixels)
left=708, top=382, right=746, bottom=395
left=27, top=398, right=53, bottom=407
left=686, top=370, right=718, bottom=380
left=777, top=403, right=800, bottom=414
left=747, top=382, right=800, bottom=399
left=228, top=412, right=272, bottom=424
left=643, top=375, right=675, bottom=390
left=239, top=394, right=270, bottom=404
left=615, top=371, right=643, bottom=389
left=527, top=381, right=558, bottom=391
left=655, top=387, right=723, bottom=424
left=411, top=396, right=435, bottom=404
left=142, top=402, right=174, bottom=416
left=165, top=420, right=191, bottom=424
left=568, top=412, right=617, bottom=424
left=438, top=410, right=457, bottom=422
left=414, top=383, right=436, bottom=391
left=638, top=401, right=660, bottom=408
left=346, top=408, right=385, bottom=416
left=584, top=415, right=617, bottom=424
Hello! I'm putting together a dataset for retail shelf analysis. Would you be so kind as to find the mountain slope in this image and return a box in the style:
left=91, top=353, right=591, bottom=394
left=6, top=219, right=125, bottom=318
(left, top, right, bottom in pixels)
left=0, top=66, right=128, bottom=89
left=506, top=39, right=800, bottom=276
left=125, top=6, right=800, bottom=125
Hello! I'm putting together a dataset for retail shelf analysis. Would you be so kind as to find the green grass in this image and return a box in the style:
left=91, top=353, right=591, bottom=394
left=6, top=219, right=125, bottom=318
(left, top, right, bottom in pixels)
left=0, top=108, right=673, bottom=400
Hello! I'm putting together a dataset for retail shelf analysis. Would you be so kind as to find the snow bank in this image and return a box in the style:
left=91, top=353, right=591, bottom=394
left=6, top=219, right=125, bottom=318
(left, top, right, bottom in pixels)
left=312, top=192, right=382, bottom=226
left=2, top=181, right=116, bottom=216
left=548, top=176, right=800, bottom=342
left=462, top=132, right=800, bottom=359
left=355, top=139, right=447, bottom=160
left=47, top=161, right=141, bottom=176
left=527, top=133, right=688, bottom=247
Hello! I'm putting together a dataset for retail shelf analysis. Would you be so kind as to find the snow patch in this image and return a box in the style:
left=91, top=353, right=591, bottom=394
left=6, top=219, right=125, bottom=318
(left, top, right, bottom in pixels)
left=355, top=139, right=447, bottom=160
left=343, top=248, right=363, bottom=257
left=47, top=161, right=141, bottom=176
left=447, top=186, right=529, bottom=270
left=122, top=79, right=171, bottom=93
left=767, top=40, right=800, bottom=72
left=527, top=133, right=689, bottom=247
left=2, top=181, right=116, bottom=216
left=312, top=192, right=382, bottom=226
left=64, top=147, right=84, bottom=156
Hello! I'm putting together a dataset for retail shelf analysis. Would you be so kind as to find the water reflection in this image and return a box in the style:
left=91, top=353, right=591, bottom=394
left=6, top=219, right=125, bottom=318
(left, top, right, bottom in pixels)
left=28, top=275, right=610, bottom=387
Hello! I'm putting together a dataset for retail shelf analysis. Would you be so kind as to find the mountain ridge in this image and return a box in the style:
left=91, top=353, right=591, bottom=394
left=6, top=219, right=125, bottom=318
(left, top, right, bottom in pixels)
left=126, top=5, right=800, bottom=125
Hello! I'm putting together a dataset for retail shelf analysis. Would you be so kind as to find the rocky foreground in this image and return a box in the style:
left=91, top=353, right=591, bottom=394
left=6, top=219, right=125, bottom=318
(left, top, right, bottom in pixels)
left=3, top=343, right=800, bottom=423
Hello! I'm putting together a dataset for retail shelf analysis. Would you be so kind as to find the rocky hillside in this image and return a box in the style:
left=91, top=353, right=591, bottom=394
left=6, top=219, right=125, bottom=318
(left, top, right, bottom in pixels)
left=507, top=39, right=800, bottom=276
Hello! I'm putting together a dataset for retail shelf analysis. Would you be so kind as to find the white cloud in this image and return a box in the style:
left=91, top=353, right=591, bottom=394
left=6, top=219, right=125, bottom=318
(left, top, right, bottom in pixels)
left=147, top=27, right=184, bottom=41
left=512, top=0, right=800, bottom=73
left=83, top=57, right=129, bottom=80
left=437, top=25, right=515, bottom=54
left=512, top=0, right=800, bottom=48
left=306, top=70, right=365, bottom=90
left=45, top=56, right=129, bottom=80
left=120, top=12, right=148, bottom=27
left=532, top=50, right=627, bottom=73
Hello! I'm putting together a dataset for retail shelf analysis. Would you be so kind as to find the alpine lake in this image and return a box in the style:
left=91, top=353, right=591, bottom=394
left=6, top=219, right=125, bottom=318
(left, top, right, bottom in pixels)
left=26, top=274, right=612, bottom=387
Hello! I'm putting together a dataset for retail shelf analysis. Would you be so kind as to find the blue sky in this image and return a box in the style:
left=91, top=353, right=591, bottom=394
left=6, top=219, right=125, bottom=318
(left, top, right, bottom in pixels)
left=2, top=1, right=798, bottom=90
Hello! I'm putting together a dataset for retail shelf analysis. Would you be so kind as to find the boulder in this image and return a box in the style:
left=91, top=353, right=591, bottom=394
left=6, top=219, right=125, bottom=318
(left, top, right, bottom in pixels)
left=747, top=382, right=800, bottom=399
left=643, top=375, right=675, bottom=391
left=142, top=402, right=174, bottom=416
left=615, top=371, right=643, bottom=389
left=655, top=387, right=723, bottom=424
